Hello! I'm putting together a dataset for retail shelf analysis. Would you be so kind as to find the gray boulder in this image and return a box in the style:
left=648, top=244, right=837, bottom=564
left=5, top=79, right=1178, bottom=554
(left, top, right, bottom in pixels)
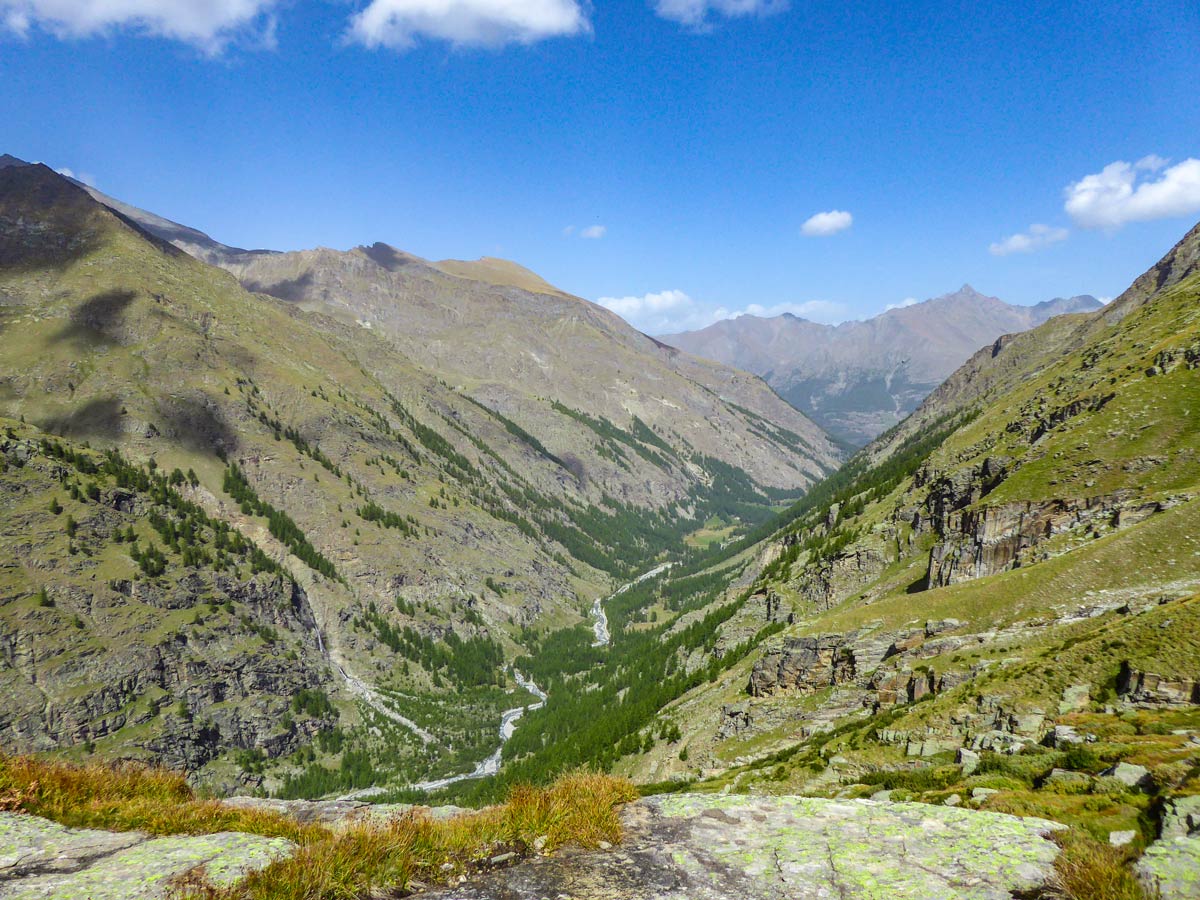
left=1137, top=835, right=1200, bottom=900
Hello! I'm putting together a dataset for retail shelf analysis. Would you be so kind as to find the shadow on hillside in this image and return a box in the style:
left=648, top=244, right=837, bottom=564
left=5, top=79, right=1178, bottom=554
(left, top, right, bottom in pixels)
left=54, top=289, right=137, bottom=346
left=906, top=573, right=930, bottom=594
left=362, top=242, right=419, bottom=272
left=243, top=272, right=313, bottom=304
left=43, top=397, right=124, bottom=441
left=158, top=394, right=238, bottom=458
left=0, top=166, right=110, bottom=272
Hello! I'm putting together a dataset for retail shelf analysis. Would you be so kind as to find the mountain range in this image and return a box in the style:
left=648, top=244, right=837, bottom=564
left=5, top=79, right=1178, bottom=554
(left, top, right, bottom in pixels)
left=661, top=287, right=1103, bottom=446
left=3, top=150, right=1200, bottom=899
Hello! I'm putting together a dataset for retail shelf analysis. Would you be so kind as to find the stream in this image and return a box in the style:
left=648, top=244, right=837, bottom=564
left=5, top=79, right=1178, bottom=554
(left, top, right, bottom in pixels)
left=591, top=562, right=674, bottom=647
left=357, top=562, right=672, bottom=794
left=412, top=669, right=548, bottom=792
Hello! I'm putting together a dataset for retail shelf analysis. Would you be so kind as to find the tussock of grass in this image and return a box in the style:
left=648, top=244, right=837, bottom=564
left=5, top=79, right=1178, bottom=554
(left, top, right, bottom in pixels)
left=1050, top=830, right=1151, bottom=900
left=0, top=756, right=636, bottom=899
left=0, top=755, right=317, bottom=843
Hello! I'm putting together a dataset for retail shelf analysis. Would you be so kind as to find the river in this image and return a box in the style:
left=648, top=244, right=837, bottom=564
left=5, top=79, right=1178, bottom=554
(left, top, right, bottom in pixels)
left=591, top=562, right=673, bottom=647
left=412, top=669, right=548, bottom=792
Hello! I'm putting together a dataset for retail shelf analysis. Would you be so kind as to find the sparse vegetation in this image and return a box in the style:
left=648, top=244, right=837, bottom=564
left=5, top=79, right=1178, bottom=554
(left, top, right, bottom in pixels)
left=0, top=755, right=635, bottom=900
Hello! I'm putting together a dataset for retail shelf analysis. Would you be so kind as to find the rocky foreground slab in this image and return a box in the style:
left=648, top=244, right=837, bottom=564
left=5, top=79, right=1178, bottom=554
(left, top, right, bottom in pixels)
left=0, top=812, right=293, bottom=900
left=425, top=794, right=1067, bottom=900
left=16, top=793, right=1200, bottom=899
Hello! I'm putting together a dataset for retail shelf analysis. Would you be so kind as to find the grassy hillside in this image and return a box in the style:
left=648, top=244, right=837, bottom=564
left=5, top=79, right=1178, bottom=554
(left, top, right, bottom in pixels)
left=621, top=225, right=1200, bottom=783
left=0, top=163, right=838, bottom=794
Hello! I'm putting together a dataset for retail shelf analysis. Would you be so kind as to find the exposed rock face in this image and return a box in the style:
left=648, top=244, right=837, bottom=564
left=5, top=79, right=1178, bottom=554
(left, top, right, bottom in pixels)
left=716, top=704, right=753, bottom=739
left=1118, top=664, right=1200, bottom=706
left=748, top=634, right=860, bottom=697
left=1161, top=796, right=1200, bottom=840
left=877, top=695, right=1050, bottom=757
left=0, top=812, right=293, bottom=900
left=796, top=548, right=886, bottom=610
left=747, top=621, right=965, bottom=702
left=912, top=449, right=1179, bottom=589
left=926, top=495, right=1127, bottom=587
left=419, top=794, right=1066, bottom=900
left=0, top=571, right=334, bottom=777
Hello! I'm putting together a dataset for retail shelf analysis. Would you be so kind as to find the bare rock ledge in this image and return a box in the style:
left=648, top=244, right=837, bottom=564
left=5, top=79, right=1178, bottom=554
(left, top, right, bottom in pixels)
left=423, top=794, right=1066, bottom=900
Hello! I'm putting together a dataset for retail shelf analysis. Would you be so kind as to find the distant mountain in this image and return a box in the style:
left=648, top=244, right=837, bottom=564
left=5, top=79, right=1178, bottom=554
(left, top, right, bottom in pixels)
left=660, top=286, right=1102, bottom=446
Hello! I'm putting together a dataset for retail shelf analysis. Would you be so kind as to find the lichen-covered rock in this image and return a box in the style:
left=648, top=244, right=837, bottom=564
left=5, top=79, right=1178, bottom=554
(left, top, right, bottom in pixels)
left=1161, top=795, right=1200, bottom=839
left=1137, top=835, right=1200, bottom=900
left=1101, top=762, right=1151, bottom=790
left=0, top=812, right=294, bottom=900
left=220, top=796, right=468, bottom=827
left=420, top=793, right=1065, bottom=899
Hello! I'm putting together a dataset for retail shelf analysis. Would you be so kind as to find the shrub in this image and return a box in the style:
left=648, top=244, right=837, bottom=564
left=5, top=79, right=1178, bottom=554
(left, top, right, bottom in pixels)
left=1060, top=745, right=1102, bottom=773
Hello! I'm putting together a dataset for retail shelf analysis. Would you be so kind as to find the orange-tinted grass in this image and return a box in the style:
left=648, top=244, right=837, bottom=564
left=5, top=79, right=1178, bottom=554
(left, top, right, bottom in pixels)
left=1050, top=830, right=1152, bottom=900
left=1, top=755, right=636, bottom=900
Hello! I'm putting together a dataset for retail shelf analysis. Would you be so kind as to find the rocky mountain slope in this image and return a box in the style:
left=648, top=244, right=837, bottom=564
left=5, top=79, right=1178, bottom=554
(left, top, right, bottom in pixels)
left=6, top=153, right=838, bottom=503
left=661, top=286, right=1102, bottom=445
left=495, top=221, right=1200, bottom=894
left=0, top=161, right=838, bottom=793
left=625, top=220, right=1200, bottom=781
left=214, top=242, right=835, bottom=500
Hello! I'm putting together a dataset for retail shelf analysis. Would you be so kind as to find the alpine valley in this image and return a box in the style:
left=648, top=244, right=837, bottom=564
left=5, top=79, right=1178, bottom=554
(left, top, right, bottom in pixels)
left=2, top=155, right=1200, bottom=900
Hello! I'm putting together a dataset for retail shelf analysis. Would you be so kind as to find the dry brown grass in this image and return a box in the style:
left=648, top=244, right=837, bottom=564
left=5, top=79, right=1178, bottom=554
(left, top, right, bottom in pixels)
left=0, top=754, right=317, bottom=843
left=0, top=755, right=637, bottom=900
left=1050, top=830, right=1152, bottom=900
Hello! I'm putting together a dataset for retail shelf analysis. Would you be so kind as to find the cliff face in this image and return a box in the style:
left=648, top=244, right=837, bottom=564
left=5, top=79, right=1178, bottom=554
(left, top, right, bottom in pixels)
left=0, top=434, right=335, bottom=787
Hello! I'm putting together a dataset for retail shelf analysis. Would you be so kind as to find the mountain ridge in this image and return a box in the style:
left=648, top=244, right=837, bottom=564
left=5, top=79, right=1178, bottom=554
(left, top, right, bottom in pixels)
left=661, top=285, right=1103, bottom=446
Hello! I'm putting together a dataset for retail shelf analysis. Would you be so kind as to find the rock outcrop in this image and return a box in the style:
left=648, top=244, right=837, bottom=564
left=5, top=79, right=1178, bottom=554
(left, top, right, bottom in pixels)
left=1118, top=664, right=1200, bottom=707
left=0, top=812, right=293, bottom=900
left=747, top=621, right=966, bottom=702
left=926, top=494, right=1128, bottom=587
left=1137, top=834, right=1200, bottom=900
left=419, top=793, right=1066, bottom=900
left=795, top=548, right=886, bottom=610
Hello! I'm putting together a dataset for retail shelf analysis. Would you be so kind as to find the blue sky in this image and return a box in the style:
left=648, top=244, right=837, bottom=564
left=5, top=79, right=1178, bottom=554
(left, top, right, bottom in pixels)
left=2, top=0, right=1199, bottom=333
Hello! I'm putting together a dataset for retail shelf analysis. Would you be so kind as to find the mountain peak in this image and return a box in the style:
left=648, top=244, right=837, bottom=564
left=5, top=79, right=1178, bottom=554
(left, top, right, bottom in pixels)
left=945, top=283, right=993, bottom=301
left=0, top=153, right=29, bottom=168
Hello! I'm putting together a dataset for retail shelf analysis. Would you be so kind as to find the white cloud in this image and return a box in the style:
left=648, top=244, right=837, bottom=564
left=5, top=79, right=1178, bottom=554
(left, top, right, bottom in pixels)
left=600, top=288, right=691, bottom=317
left=348, top=0, right=589, bottom=49
left=988, top=223, right=1069, bottom=256
left=1064, top=156, right=1200, bottom=230
left=654, top=0, right=788, bottom=30
left=55, top=166, right=96, bottom=186
left=885, top=297, right=919, bottom=311
left=0, top=0, right=278, bottom=51
left=800, top=209, right=852, bottom=237
left=580, top=224, right=606, bottom=239
left=596, top=289, right=846, bottom=334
